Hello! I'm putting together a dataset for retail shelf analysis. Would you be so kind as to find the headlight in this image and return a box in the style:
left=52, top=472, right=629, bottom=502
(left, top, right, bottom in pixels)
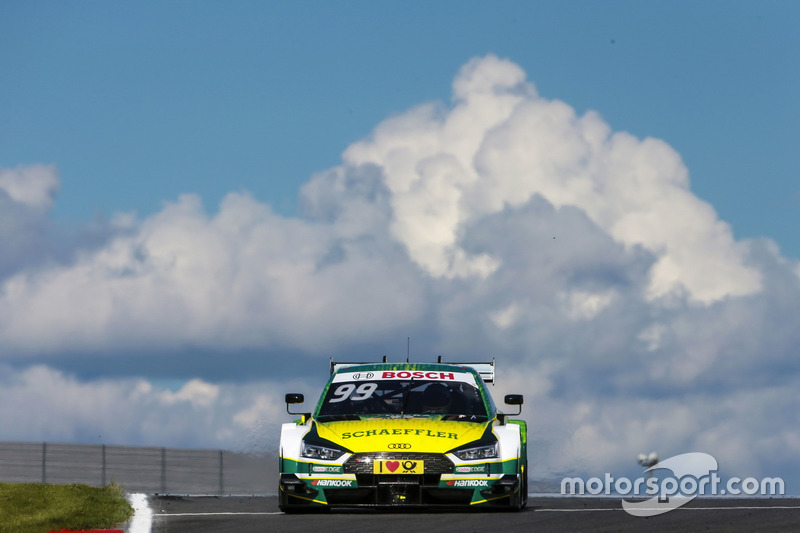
left=301, top=442, right=345, bottom=461
left=453, top=442, right=498, bottom=461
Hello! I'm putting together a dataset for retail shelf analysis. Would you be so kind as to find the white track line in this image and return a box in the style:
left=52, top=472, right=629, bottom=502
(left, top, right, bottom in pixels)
left=126, top=493, right=153, bottom=533
left=155, top=511, right=283, bottom=517
left=536, top=505, right=800, bottom=512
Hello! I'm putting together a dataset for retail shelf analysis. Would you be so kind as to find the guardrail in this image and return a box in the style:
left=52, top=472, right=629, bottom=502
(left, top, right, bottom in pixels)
left=0, top=442, right=276, bottom=495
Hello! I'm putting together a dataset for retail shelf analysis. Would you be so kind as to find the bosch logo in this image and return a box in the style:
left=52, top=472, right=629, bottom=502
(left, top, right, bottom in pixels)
left=388, top=443, right=411, bottom=450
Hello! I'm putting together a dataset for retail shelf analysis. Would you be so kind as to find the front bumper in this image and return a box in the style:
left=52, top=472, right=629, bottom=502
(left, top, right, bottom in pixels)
left=279, top=472, right=521, bottom=508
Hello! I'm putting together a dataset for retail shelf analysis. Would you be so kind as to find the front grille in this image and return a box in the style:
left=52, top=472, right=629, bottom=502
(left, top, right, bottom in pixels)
left=355, top=473, right=442, bottom=487
left=344, top=453, right=453, bottom=475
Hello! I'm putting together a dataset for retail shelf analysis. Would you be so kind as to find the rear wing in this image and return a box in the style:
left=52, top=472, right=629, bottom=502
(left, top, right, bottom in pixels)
left=438, top=356, right=495, bottom=384
left=329, top=356, right=495, bottom=384
left=329, top=356, right=388, bottom=375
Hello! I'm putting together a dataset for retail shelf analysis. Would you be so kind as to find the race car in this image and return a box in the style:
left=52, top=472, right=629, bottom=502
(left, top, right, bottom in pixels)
left=278, top=358, right=527, bottom=511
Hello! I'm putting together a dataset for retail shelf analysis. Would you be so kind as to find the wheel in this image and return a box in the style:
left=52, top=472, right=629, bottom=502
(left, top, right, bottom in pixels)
left=511, top=453, right=528, bottom=510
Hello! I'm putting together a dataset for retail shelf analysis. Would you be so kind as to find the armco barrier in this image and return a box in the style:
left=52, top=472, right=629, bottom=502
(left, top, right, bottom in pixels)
left=0, top=442, right=277, bottom=495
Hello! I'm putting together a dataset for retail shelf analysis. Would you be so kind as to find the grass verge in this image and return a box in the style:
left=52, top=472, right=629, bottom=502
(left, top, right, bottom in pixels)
left=0, top=482, right=133, bottom=533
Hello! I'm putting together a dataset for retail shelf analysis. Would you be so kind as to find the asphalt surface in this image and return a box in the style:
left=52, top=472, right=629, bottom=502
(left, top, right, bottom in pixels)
left=149, top=495, right=800, bottom=532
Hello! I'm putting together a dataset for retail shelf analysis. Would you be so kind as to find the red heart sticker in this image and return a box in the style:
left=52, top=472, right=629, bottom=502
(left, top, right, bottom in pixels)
left=386, top=460, right=400, bottom=472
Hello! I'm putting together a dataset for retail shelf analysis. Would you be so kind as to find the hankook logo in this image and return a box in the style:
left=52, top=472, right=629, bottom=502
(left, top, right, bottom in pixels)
left=387, top=443, right=411, bottom=450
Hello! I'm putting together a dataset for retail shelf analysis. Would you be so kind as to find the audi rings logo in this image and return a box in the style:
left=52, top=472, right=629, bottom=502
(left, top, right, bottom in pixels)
left=388, top=443, right=411, bottom=450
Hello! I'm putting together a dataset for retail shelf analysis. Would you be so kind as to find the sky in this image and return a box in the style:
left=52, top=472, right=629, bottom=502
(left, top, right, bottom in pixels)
left=2, top=1, right=800, bottom=489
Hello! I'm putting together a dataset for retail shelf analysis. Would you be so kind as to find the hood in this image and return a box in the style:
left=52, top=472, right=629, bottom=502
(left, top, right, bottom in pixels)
left=315, top=416, right=490, bottom=454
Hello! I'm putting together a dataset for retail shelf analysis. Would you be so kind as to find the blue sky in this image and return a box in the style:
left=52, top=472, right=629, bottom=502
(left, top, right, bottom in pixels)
left=2, top=1, right=800, bottom=489
left=2, top=1, right=798, bottom=255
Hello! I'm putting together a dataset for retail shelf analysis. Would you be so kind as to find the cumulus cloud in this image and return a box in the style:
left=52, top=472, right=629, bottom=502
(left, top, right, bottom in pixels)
left=0, top=165, right=58, bottom=277
left=0, top=364, right=314, bottom=451
left=2, top=55, right=800, bottom=485
left=0, top=164, right=119, bottom=280
left=0, top=191, right=424, bottom=355
left=0, top=164, right=59, bottom=210
left=342, top=55, right=761, bottom=303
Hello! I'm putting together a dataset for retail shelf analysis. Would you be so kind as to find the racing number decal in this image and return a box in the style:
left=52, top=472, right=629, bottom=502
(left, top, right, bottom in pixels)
left=329, top=382, right=378, bottom=403
left=329, top=383, right=355, bottom=402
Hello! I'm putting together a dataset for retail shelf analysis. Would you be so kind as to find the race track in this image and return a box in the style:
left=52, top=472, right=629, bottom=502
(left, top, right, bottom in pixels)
left=149, top=495, right=800, bottom=532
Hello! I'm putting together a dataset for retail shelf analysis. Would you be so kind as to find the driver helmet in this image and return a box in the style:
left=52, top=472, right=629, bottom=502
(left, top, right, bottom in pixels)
left=421, top=383, right=451, bottom=413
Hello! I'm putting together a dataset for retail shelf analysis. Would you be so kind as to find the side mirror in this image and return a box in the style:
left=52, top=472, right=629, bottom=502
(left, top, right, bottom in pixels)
left=285, top=393, right=311, bottom=422
left=286, top=393, right=304, bottom=404
left=497, top=394, right=523, bottom=424
left=504, top=394, right=523, bottom=406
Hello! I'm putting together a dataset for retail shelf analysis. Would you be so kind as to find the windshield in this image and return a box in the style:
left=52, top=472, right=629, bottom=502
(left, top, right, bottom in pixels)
left=317, top=377, right=488, bottom=421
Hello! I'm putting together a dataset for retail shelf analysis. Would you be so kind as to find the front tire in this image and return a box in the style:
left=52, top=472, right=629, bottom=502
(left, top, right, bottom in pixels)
left=512, top=453, right=528, bottom=510
left=518, top=472, right=528, bottom=509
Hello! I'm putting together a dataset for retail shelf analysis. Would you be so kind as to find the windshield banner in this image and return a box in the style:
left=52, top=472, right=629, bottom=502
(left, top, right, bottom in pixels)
left=332, top=370, right=477, bottom=385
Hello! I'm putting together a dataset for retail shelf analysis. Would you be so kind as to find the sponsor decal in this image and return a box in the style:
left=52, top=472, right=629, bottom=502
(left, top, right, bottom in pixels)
left=455, top=465, right=487, bottom=474
left=311, top=465, right=343, bottom=473
left=332, top=369, right=477, bottom=385
left=445, top=479, right=490, bottom=488
left=381, top=371, right=456, bottom=380
left=341, top=428, right=459, bottom=440
left=388, top=443, right=411, bottom=449
left=374, top=460, right=424, bottom=474
left=311, top=479, right=355, bottom=488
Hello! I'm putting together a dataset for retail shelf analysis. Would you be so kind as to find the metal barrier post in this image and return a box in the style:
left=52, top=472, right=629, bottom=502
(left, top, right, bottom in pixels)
left=161, top=447, right=167, bottom=494
left=219, top=450, right=224, bottom=495
left=41, top=442, right=47, bottom=484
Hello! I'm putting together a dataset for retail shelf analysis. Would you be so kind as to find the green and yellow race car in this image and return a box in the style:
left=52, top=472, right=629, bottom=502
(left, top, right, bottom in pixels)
left=278, top=358, right=527, bottom=511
